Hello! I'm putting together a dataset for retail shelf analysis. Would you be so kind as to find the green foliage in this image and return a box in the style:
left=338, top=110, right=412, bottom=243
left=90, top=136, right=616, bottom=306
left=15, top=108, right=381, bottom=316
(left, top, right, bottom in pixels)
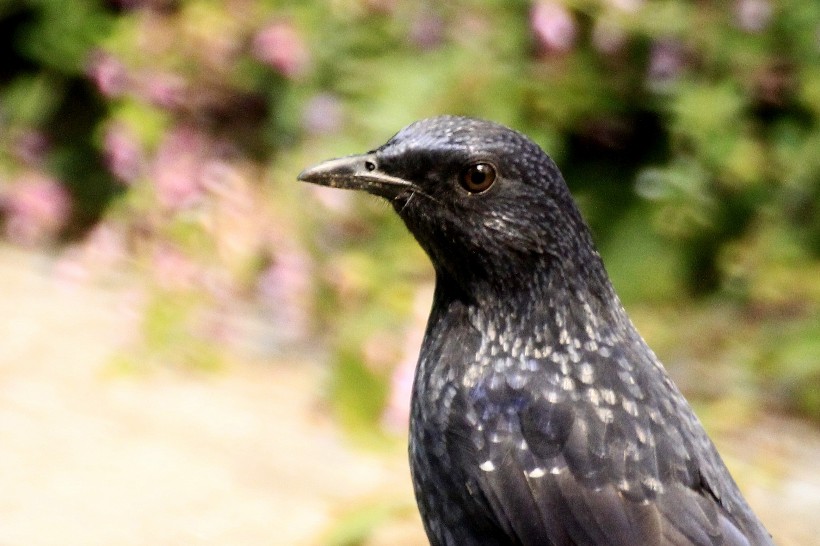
left=0, top=1, right=818, bottom=433
left=15, top=0, right=113, bottom=73
left=1, top=73, right=63, bottom=126
left=317, top=498, right=417, bottom=546
left=761, top=318, right=820, bottom=418
left=328, top=348, right=391, bottom=447
left=141, top=290, right=225, bottom=371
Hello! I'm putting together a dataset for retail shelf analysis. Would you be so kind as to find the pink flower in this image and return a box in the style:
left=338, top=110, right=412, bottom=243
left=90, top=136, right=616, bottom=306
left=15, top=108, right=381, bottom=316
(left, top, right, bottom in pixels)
left=139, top=71, right=186, bottom=109
left=151, top=244, right=201, bottom=291
left=86, top=51, right=129, bottom=97
left=103, top=122, right=144, bottom=184
left=592, top=19, right=628, bottom=56
left=251, top=22, right=310, bottom=79
left=200, top=159, right=244, bottom=200
left=11, top=129, right=49, bottom=166
left=256, top=248, right=313, bottom=343
left=150, top=126, right=208, bottom=210
left=302, top=93, right=343, bottom=136
left=307, top=183, right=353, bottom=214
left=382, top=352, right=416, bottom=433
left=382, top=284, right=434, bottom=432
left=1, top=173, right=71, bottom=247
left=734, top=0, right=773, bottom=33
left=531, top=1, right=577, bottom=55
left=409, top=13, right=445, bottom=50
left=647, top=40, right=686, bottom=91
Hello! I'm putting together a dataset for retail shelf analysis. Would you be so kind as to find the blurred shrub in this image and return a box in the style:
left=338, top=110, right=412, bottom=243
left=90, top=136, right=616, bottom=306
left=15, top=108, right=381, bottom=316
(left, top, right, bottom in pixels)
left=0, top=0, right=817, bottom=429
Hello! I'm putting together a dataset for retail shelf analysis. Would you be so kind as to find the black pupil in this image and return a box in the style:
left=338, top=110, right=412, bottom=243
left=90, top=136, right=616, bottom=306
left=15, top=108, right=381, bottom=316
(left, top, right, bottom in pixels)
left=471, top=166, right=487, bottom=186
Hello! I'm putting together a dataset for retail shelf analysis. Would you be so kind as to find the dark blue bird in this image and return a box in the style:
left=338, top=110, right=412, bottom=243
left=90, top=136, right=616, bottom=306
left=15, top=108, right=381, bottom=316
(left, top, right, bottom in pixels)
left=298, top=116, right=775, bottom=546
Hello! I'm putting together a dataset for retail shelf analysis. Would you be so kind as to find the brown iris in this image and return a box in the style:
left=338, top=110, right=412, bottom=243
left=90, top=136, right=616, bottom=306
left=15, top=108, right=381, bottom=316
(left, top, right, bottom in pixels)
left=459, top=162, right=497, bottom=193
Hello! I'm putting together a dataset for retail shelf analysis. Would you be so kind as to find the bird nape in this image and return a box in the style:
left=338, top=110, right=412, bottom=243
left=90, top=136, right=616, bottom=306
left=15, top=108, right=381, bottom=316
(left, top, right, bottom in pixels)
left=298, top=116, right=774, bottom=546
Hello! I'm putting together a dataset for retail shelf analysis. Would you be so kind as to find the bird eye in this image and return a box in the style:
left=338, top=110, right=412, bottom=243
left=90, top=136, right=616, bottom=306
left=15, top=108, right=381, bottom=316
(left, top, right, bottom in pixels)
left=459, top=162, right=497, bottom=194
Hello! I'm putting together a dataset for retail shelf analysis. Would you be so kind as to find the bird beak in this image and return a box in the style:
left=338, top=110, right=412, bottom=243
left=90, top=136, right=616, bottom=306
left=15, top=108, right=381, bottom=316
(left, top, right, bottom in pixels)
left=297, top=154, right=414, bottom=199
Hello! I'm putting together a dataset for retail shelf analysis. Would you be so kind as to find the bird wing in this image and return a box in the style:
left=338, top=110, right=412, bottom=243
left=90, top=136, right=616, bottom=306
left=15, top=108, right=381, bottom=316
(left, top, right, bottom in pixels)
left=456, top=343, right=773, bottom=546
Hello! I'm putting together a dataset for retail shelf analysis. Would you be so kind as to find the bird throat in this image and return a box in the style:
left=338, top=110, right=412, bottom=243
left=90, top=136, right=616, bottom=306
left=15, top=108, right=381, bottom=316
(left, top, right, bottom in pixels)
left=420, top=265, right=635, bottom=395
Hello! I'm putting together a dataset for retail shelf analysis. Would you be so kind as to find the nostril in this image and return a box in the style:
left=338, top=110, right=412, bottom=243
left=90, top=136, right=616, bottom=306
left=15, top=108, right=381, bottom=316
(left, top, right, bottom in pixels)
left=364, top=160, right=376, bottom=172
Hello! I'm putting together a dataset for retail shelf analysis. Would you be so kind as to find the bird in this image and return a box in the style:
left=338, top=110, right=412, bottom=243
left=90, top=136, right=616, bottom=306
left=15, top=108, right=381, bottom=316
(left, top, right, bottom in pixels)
left=298, top=116, right=775, bottom=546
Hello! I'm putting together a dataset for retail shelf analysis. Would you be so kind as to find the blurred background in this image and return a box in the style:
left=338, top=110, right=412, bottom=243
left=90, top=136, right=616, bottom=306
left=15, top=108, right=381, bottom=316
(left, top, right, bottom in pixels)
left=0, top=0, right=818, bottom=544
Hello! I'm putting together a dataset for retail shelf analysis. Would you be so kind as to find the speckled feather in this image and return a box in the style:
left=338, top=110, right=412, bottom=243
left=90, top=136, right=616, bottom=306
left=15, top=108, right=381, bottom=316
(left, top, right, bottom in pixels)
left=299, top=116, right=775, bottom=546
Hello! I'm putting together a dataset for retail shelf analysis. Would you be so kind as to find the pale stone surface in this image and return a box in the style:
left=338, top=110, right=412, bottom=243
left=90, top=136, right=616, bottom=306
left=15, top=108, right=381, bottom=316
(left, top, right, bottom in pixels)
left=0, top=245, right=815, bottom=545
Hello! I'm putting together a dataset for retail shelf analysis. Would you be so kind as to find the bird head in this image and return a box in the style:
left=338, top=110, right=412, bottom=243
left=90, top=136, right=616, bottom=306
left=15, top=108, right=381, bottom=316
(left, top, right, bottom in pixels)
left=299, top=116, right=610, bottom=304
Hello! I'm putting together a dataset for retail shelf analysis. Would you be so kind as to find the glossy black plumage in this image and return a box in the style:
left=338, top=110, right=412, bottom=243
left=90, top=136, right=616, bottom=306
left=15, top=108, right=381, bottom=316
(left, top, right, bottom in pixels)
left=298, top=116, right=775, bottom=546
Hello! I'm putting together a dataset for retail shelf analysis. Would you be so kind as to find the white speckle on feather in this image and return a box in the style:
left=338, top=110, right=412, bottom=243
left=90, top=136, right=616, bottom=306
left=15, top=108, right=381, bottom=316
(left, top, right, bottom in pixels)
left=600, top=388, right=616, bottom=405
left=527, top=468, right=546, bottom=478
left=499, top=335, right=510, bottom=353
left=511, top=337, right=522, bottom=357
left=585, top=388, right=601, bottom=406
left=648, top=407, right=663, bottom=424
left=577, top=362, right=595, bottom=384
left=559, top=328, right=570, bottom=345
left=506, top=372, right=527, bottom=389
left=596, top=407, right=614, bottom=423
left=622, top=398, right=639, bottom=417
left=559, top=359, right=571, bottom=376
left=642, top=477, right=664, bottom=494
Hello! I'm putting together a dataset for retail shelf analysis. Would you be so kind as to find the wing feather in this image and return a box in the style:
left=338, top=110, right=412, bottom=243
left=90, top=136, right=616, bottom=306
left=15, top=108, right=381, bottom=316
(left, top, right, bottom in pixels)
left=456, top=340, right=775, bottom=546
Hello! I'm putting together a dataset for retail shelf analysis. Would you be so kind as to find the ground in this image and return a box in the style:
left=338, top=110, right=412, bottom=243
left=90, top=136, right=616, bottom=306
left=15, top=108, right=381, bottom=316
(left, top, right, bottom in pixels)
left=0, top=245, right=818, bottom=545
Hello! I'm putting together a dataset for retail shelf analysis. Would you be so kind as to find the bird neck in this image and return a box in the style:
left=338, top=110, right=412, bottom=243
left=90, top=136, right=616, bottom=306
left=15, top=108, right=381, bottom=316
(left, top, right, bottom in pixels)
left=431, top=254, right=635, bottom=355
